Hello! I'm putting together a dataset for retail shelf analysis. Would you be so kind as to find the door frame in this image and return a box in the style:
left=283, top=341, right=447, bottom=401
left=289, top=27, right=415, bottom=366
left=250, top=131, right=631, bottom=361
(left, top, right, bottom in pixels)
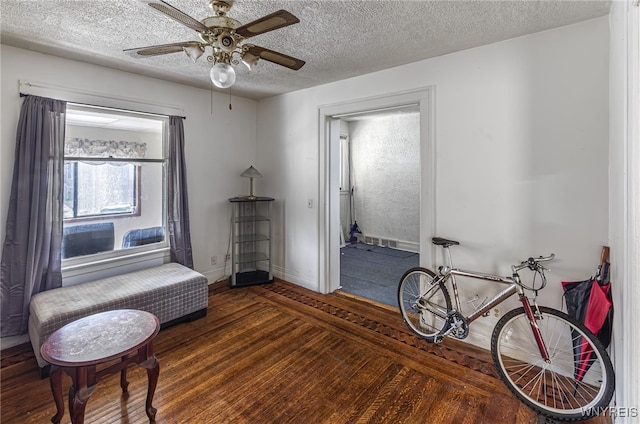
left=317, top=87, right=436, bottom=294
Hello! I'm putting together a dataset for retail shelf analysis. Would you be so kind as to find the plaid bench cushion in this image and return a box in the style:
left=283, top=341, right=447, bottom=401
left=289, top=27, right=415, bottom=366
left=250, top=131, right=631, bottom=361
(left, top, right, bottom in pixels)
left=29, top=262, right=208, bottom=369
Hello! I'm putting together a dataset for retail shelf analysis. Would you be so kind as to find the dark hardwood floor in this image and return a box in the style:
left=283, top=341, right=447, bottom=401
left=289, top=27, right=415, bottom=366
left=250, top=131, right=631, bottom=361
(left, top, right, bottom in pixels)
left=1, top=280, right=611, bottom=423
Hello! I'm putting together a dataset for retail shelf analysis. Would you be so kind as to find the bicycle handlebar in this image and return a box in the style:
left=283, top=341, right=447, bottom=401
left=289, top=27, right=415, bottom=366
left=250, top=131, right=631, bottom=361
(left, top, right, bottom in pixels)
left=513, top=253, right=555, bottom=273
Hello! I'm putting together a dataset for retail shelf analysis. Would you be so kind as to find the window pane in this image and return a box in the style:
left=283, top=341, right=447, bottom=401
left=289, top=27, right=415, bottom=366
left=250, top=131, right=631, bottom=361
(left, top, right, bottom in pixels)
left=121, top=161, right=165, bottom=249
left=76, top=162, right=136, bottom=216
left=63, top=162, right=76, bottom=219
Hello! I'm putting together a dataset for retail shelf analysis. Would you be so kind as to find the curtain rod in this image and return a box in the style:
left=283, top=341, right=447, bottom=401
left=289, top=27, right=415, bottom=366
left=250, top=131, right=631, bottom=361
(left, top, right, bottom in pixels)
left=19, top=92, right=186, bottom=120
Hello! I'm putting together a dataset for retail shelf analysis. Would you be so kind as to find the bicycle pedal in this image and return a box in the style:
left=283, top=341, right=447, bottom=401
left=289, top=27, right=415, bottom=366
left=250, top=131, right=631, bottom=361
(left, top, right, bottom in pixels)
left=481, top=311, right=490, bottom=318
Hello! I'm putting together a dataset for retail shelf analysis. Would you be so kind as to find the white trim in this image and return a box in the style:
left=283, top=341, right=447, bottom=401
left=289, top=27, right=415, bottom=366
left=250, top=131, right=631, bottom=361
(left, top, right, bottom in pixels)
left=0, top=334, right=30, bottom=350
left=62, top=248, right=170, bottom=286
left=61, top=246, right=169, bottom=273
left=318, top=87, right=436, bottom=294
left=273, top=265, right=318, bottom=292
left=396, top=240, right=421, bottom=253
left=621, top=0, right=640, bottom=417
left=18, top=80, right=184, bottom=117
left=330, top=103, right=419, bottom=119
left=354, top=233, right=420, bottom=253
left=200, top=265, right=229, bottom=285
left=610, top=1, right=640, bottom=419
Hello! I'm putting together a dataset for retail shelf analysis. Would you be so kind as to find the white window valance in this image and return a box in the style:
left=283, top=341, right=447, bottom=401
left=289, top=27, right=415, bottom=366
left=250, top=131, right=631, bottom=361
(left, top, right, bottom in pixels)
left=65, top=138, right=147, bottom=158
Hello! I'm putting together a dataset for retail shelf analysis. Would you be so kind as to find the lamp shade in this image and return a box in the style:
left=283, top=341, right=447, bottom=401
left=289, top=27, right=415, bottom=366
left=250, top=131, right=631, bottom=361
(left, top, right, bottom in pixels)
left=241, top=51, right=259, bottom=70
left=210, top=62, right=236, bottom=88
left=183, top=45, right=204, bottom=62
left=241, top=166, right=262, bottom=179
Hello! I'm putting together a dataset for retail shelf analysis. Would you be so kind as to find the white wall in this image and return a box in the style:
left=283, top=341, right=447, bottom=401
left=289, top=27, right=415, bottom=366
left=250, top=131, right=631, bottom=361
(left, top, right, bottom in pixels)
left=0, top=45, right=258, bottom=285
left=348, top=113, right=420, bottom=247
left=257, top=17, right=610, bottom=349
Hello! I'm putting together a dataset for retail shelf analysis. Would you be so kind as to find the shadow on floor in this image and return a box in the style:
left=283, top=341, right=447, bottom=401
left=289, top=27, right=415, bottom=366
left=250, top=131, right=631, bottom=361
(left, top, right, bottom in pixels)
left=339, top=242, right=419, bottom=308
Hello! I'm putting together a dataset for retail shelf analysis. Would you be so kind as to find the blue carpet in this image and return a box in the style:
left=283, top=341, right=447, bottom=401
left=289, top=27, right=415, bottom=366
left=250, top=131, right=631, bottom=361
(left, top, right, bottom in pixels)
left=340, top=242, right=419, bottom=308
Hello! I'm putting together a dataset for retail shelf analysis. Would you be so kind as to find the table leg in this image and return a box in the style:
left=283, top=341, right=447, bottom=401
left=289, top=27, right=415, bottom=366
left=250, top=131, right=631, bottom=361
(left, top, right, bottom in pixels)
left=120, top=357, right=129, bottom=394
left=49, top=365, right=64, bottom=424
left=69, top=367, right=96, bottom=424
left=140, top=354, right=160, bottom=421
left=68, top=384, right=77, bottom=422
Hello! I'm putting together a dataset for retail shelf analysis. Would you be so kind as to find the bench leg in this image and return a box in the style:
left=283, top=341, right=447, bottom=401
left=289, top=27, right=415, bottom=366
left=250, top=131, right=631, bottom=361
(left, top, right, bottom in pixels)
left=40, top=364, right=51, bottom=379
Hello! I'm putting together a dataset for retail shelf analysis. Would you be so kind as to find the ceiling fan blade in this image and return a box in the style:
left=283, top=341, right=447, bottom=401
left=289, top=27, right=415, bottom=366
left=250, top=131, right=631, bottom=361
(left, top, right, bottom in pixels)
left=235, top=10, right=299, bottom=38
left=124, top=41, right=204, bottom=58
left=246, top=45, right=305, bottom=70
left=140, top=0, right=210, bottom=34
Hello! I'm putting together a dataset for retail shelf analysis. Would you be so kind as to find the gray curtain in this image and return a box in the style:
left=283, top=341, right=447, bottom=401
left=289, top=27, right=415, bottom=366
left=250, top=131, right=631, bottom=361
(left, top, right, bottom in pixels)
left=1, top=95, right=66, bottom=337
left=167, top=116, right=194, bottom=268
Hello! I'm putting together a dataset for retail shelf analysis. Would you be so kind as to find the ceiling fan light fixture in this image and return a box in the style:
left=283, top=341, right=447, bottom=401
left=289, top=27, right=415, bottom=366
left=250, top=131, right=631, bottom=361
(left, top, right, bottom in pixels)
left=241, top=52, right=259, bottom=70
left=127, top=0, right=305, bottom=89
left=183, top=45, right=205, bottom=62
left=210, top=62, right=236, bottom=88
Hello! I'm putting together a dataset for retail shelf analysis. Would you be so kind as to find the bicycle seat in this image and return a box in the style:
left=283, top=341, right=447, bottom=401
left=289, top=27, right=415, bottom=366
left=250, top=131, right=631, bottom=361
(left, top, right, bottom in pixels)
left=432, top=237, right=460, bottom=247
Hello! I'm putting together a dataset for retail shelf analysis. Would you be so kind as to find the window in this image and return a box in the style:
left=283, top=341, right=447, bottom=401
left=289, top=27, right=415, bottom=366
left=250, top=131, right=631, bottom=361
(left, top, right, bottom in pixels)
left=339, top=134, right=350, bottom=191
left=63, top=105, right=167, bottom=260
left=63, top=161, right=139, bottom=219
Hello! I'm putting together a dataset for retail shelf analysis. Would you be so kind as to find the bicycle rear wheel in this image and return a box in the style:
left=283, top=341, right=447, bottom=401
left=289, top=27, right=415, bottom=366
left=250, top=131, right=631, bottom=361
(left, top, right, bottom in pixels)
left=398, top=267, right=451, bottom=342
left=491, top=306, right=614, bottom=421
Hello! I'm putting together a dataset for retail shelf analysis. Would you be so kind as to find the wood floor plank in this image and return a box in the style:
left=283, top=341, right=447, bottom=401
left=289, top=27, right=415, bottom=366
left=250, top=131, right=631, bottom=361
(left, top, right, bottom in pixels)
left=1, top=279, right=611, bottom=424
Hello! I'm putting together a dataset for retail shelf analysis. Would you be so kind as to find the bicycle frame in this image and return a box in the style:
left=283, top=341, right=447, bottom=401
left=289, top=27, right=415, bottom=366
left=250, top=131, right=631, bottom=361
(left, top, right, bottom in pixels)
left=446, top=268, right=519, bottom=323
left=437, top=247, right=551, bottom=361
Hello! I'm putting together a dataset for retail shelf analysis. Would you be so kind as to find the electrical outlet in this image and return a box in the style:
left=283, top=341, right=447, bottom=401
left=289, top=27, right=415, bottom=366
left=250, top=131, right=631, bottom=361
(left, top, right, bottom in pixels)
left=494, top=308, right=501, bottom=317
left=210, top=256, right=217, bottom=266
left=225, top=253, right=231, bottom=260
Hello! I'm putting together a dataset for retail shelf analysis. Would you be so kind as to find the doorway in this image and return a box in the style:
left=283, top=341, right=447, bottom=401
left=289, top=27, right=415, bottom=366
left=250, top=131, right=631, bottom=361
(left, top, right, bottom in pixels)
left=338, top=108, right=420, bottom=307
left=318, top=87, right=436, bottom=297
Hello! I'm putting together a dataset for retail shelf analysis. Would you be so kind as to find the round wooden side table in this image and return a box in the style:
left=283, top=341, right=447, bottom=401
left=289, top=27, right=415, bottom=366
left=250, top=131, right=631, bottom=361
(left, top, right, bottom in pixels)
left=41, top=309, right=160, bottom=424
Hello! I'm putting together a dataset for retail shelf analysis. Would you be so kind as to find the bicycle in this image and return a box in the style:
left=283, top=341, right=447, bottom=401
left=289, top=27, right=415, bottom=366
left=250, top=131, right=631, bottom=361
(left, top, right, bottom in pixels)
left=398, top=237, right=615, bottom=421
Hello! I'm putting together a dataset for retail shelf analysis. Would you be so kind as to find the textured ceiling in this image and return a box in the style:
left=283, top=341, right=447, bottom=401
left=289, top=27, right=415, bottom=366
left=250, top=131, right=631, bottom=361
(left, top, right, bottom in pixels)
left=1, top=0, right=611, bottom=100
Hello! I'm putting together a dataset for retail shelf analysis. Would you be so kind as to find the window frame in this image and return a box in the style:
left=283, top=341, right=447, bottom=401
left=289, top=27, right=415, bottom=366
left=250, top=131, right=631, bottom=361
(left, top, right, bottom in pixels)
left=62, top=103, right=170, bottom=270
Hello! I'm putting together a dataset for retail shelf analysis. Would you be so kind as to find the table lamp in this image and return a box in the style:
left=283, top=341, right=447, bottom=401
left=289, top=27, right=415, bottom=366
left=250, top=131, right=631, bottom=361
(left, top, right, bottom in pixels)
left=241, top=166, right=262, bottom=198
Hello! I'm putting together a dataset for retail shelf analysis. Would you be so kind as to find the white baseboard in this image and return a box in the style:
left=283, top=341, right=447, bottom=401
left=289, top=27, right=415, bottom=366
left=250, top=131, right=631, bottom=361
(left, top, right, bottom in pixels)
left=273, top=265, right=319, bottom=292
left=206, top=264, right=319, bottom=292
left=396, top=240, right=420, bottom=253
left=201, top=265, right=230, bottom=285
left=1, top=334, right=30, bottom=350
left=355, top=233, right=419, bottom=253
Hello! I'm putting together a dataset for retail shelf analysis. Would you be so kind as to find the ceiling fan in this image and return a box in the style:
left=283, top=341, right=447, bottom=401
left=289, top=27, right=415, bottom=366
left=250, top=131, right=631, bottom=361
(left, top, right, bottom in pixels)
left=125, top=0, right=306, bottom=89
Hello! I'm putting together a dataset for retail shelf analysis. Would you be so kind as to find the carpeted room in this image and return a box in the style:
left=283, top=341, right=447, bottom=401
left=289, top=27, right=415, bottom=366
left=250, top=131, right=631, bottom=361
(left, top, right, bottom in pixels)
left=337, top=109, right=421, bottom=308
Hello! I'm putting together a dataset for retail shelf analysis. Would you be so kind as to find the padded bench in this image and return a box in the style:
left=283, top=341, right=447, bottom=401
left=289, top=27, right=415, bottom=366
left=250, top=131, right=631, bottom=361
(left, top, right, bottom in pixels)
left=29, top=262, right=208, bottom=377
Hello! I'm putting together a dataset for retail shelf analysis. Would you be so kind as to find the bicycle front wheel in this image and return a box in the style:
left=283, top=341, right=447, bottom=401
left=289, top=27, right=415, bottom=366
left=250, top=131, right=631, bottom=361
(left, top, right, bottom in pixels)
left=398, top=267, right=451, bottom=342
left=491, top=306, right=614, bottom=421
